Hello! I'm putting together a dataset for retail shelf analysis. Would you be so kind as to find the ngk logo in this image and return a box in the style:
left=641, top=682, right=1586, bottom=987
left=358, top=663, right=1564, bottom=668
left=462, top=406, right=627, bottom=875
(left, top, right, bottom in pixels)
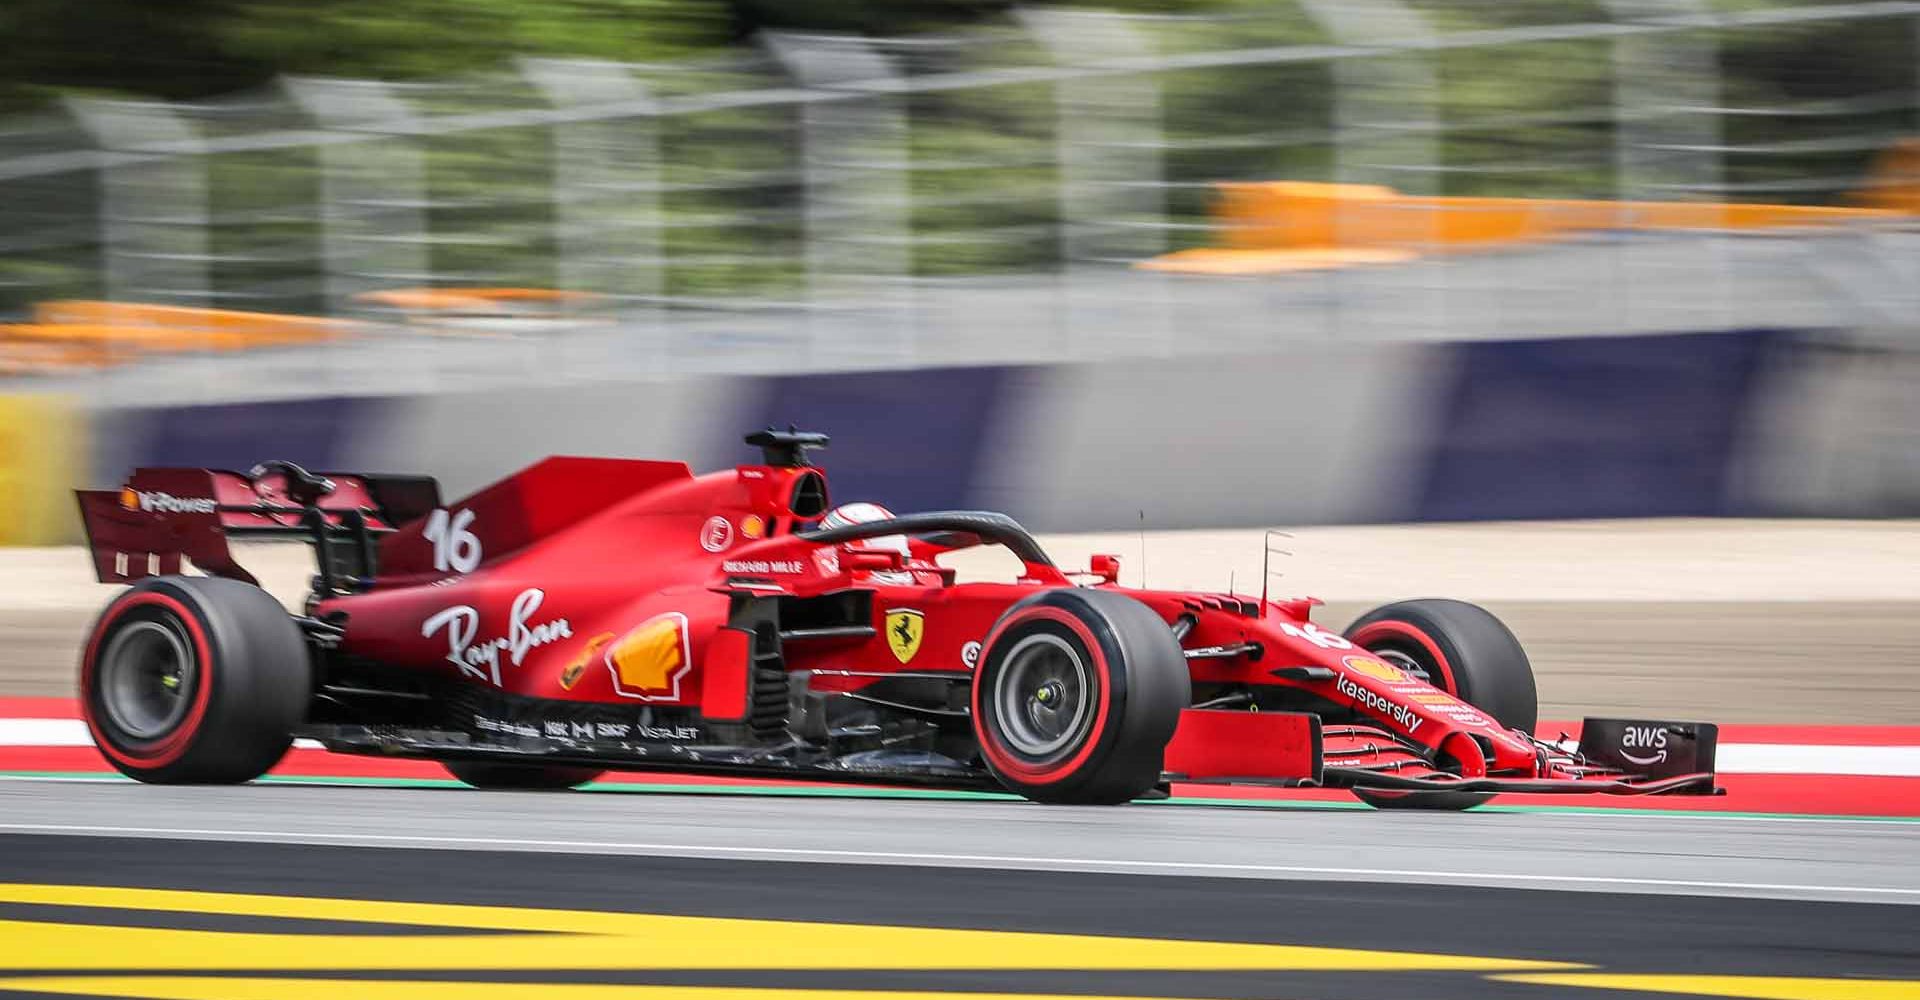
left=121, top=488, right=217, bottom=515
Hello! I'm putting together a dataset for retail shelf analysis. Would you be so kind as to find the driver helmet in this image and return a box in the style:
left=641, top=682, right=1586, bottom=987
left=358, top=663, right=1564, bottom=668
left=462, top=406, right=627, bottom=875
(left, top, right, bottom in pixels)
left=820, top=502, right=908, bottom=556
left=820, top=502, right=914, bottom=583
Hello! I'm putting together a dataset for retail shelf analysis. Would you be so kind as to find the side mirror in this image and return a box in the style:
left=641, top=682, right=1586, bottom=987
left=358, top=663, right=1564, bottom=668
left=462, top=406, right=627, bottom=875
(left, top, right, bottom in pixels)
left=1089, top=553, right=1121, bottom=584
left=843, top=547, right=905, bottom=572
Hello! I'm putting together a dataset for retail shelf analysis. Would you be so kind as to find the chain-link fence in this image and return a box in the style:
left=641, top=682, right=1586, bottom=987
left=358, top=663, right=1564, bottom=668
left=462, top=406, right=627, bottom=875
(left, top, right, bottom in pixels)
left=3, top=1, right=1919, bottom=400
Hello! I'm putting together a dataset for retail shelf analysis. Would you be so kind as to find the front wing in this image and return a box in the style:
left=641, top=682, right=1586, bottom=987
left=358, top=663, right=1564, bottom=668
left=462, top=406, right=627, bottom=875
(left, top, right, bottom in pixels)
left=299, top=710, right=1716, bottom=799
left=1162, top=710, right=1719, bottom=796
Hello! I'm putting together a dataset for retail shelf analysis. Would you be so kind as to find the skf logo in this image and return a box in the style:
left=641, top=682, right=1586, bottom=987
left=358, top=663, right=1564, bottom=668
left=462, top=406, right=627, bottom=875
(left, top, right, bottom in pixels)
left=560, top=632, right=615, bottom=691
left=121, top=489, right=217, bottom=515
left=885, top=608, right=924, bottom=664
left=607, top=613, right=692, bottom=701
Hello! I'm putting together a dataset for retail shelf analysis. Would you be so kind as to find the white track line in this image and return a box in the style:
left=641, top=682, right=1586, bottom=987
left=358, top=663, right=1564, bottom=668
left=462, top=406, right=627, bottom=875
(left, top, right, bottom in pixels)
left=0, top=719, right=326, bottom=749
left=0, top=720, right=91, bottom=747
left=0, top=821, right=1915, bottom=902
left=1717, top=743, right=1920, bottom=777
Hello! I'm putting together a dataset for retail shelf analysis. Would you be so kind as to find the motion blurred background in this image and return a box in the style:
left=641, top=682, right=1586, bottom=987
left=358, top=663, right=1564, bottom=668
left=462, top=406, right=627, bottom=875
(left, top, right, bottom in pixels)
left=1, top=0, right=1918, bottom=717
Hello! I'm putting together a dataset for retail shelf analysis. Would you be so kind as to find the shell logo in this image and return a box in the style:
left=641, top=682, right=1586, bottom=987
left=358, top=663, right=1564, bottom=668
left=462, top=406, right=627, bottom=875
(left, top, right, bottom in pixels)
left=607, top=612, right=692, bottom=701
left=1343, top=655, right=1406, bottom=683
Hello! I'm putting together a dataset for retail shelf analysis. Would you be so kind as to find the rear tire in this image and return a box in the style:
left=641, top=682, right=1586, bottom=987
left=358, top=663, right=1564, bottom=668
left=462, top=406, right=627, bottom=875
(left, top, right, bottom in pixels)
left=443, top=761, right=603, bottom=790
left=972, top=588, right=1189, bottom=805
left=80, top=576, right=310, bottom=784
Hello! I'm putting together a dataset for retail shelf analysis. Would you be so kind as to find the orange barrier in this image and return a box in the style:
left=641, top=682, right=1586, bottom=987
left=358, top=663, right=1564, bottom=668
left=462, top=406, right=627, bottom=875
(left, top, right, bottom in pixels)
left=354, top=287, right=603, bottom=313
left=1143, top=167, right=1916, bottom=276
left=0, top=339, right=112, bottom=374
left=1851, top=138, right=1920, bottom=214
left=0, top=303, right=354, bottom=375
left=32, top=302, right=349, bottom=345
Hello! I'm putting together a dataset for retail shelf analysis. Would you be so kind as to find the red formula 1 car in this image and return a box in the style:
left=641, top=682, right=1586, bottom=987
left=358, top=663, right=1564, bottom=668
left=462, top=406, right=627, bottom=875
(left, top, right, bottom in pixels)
left=74, top=430, right=1718, bottom=809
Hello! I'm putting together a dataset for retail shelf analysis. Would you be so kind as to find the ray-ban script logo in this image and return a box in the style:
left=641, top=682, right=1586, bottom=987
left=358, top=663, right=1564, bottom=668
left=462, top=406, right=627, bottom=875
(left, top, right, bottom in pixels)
left=422, top=588, right=572, bottom=686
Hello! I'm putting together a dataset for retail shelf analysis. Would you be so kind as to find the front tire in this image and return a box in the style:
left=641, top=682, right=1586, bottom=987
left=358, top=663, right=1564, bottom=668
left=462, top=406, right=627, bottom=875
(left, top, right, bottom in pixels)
left=972, top=588, right=1189, bottom=805
left=442, top=761, right=604, bottom=790
left=1345, top=598, right=1537, bottom=731
left=1343, top=598, right=1535, bottom=811
left=80, top=576, right=310, bottom=784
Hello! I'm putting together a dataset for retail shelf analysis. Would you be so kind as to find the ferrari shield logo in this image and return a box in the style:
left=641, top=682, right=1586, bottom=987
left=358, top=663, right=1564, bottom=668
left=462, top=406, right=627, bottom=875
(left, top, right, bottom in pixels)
left=885, top=608, right=924, bottom=664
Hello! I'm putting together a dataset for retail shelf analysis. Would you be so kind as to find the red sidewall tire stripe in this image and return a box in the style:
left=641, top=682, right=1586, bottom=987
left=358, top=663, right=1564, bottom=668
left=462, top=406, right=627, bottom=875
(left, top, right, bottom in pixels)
left=972, top=605, right=1115, bottom=786
left=1349, top=620, right=1458, bottom=695
left=81, top=590, right=216, bottom=770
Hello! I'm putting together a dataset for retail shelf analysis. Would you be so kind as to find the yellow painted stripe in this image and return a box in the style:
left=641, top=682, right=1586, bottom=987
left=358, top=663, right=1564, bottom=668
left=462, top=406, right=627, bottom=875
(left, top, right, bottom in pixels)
left=0, top=883, right=1580, bottom=973
left=0, top=395, right=83, bottom=545
left=0, top=981, right=1206, bottom=1000
left=1498, top=973, right=1920, bottom=999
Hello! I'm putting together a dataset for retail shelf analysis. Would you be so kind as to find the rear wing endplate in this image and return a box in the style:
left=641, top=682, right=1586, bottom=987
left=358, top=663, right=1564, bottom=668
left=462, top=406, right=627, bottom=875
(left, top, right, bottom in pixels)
left=76, top=466, right=439, bottom=587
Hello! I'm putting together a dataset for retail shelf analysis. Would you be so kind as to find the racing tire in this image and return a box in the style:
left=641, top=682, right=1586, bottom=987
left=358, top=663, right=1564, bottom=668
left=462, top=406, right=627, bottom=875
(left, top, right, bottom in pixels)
left=971, top=588, right=1190, bottom=805
left=1344, top=599, right=1535, bottom=812
left=1344, top=599, right=1537, bottom=731
left=442, top=761, right=604, bottom=790
left=80, top=576, right=310, bottom=784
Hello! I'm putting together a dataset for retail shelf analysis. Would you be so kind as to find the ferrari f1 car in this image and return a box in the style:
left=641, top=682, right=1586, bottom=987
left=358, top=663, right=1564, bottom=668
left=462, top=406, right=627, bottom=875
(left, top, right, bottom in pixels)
left=74, top=430, right=1719, bottom=809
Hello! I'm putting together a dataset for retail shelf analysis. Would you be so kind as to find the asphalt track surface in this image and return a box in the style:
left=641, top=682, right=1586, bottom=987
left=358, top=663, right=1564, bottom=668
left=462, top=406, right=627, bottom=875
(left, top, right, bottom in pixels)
left=3, top=781, right=1920, bottom=1000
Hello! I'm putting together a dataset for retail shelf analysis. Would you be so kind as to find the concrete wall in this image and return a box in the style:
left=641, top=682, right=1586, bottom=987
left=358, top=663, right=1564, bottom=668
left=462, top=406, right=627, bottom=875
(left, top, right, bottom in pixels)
left=21, top=328, right=1920, bottom=543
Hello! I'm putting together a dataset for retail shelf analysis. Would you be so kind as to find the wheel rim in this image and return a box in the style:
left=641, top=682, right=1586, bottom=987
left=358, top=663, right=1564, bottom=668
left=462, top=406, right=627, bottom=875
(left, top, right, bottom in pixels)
left=99, top=618, right=197, bottom=740
left=992, top=632, right=1093, bottom=760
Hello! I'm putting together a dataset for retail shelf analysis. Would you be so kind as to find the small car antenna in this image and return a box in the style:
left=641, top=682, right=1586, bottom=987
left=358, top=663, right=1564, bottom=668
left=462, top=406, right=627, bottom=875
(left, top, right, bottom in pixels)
left=1138, top=510, right=1148, bottom=588
left=1261, top=529, right=1294, bottom=618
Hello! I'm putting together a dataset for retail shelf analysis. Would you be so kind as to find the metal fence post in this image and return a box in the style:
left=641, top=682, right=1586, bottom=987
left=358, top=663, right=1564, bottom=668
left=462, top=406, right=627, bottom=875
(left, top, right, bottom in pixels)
left=1608, top=0, right=1724, bottom=203
left=1018, top=9, right=1167, bottom=360
left=65, top=99, right=210, bottom=310
left=283, top=78, right=431, bottom=318
left=1298, top=0, right=1440, bottom=342
left=1606, top=0, right=1727, bottom=333
left=763, top=33, right=912, bottom=371
left=282, top=77, right=437, bottom=393
left=520, top=57, right=664, bottom=379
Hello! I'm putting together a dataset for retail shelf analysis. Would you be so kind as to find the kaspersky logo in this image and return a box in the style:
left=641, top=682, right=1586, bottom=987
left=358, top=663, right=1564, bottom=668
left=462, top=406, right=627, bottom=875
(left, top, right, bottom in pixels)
left=1336, top=673, right=1423, bottom=735
left=120, top=488, right=217, bottom=515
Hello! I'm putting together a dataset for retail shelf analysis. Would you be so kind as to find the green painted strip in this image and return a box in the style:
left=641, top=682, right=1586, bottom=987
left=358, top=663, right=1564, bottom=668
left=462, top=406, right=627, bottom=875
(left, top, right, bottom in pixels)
left=0, top=772, right=129, bottom=782
left=1139, top=795, right=1373, bottom=812
left=1475, top=802, right=1920, bottom=823
left=582, top=782, right=1021, bottom=801
left=3, top=770, right=1916, bottom=822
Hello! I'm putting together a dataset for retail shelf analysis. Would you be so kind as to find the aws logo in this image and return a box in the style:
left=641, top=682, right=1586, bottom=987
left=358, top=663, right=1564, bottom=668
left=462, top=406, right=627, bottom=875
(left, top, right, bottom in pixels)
left=1620, top=725, right=1670, bottom=766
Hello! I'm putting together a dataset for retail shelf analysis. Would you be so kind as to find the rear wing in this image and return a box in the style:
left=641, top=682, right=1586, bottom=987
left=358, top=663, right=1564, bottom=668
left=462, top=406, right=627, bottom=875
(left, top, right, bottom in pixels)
left=76, top=463, right=440, bottom=590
